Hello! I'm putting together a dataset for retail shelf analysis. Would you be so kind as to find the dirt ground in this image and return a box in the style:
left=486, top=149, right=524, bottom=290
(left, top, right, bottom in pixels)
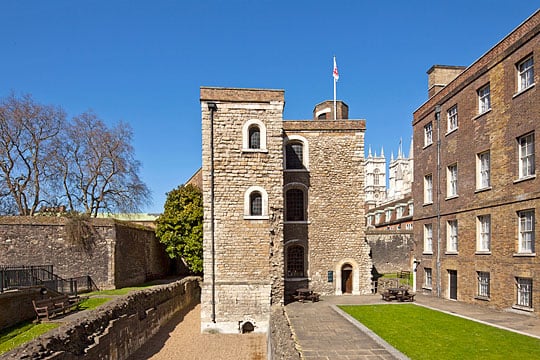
left=128, top=304, right=266, bottom=360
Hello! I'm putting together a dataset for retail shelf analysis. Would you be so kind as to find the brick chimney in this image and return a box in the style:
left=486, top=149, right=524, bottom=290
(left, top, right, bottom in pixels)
left=427, top=65, right=466, bottom=98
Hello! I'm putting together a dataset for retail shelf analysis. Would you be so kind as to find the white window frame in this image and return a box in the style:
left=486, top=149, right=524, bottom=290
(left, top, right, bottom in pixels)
left=476, top=215, right=491, bottom=253
left=477, top=271, right=490, bottom=298
left=424, top=268, right=433, bottom=289
left=424, top=174, right=433, bottom=204
left=516, top=277, right=533, bottom=308
left=447, top=105, right=458, bottom=132
left=518, top=210, right=535, bottom=254
left=424, top=122, right=433, bottom=147
left=478, top=84, right=491, bottom=114
left=396, top=206, right=404, bottom=218
left=518, top=133, right=535, bottom=179
left=243, top=186, right=269, bottom=220
left=517, top=56, right=534, bottom=92
left=477, top=151, right=491, bottom=189
left=447, top=164, right=458, bottom=198
left=242, top=119, right=267, bottom=152
left=424, top=223, right=433, bottom=254
left=447, top=220, right=458, bottom=253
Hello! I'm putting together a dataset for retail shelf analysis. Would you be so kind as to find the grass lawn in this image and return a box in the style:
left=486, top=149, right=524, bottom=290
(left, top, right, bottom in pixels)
left=0, top=322, right=59, bottom=355
left=340, top=304, right=540, bottom=360
left=85, top=284, right=153, bottom=297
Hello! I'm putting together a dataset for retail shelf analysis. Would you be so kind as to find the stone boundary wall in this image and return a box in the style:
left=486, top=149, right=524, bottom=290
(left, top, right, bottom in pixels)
left=0, top=288, right=42, bottom=331
left=1, top=277, right=201, bottom=360
left=0, top=217, right=173, bottom=290
left=268, top=305, right=301, bottom=360
left=366, top=230, right=415, bottom=275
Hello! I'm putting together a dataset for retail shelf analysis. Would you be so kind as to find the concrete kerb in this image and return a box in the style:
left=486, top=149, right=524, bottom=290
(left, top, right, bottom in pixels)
left=331, top=304, right=410, bottom=360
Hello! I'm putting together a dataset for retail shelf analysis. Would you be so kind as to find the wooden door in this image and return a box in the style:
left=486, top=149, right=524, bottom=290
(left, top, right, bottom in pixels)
left=341, top=264, right=353, bottom=294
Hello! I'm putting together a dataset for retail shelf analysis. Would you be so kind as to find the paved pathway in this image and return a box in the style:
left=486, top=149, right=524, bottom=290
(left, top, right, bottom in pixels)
left=285, top=294, right=540, bottom=360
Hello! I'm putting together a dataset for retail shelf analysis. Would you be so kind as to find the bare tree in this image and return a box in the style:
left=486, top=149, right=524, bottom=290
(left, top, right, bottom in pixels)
left=56, top=111, right=151, bottom=216
left=0, top=94, right=65, bottom=215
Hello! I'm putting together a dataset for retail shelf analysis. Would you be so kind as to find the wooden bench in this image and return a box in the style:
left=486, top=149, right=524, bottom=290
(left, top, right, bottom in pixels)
left=32, top=295, right=85, bottom=321
left=399, top=292, right=416, bottom=302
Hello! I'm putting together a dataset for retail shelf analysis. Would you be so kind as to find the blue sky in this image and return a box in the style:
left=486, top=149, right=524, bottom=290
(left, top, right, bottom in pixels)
left=1, top=2, right=538, bottom=213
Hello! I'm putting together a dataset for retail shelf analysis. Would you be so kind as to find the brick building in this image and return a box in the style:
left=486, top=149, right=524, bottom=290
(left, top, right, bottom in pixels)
left=413, top=10, right=540, bottom=313
left=200, top=87, right=372, bottom=333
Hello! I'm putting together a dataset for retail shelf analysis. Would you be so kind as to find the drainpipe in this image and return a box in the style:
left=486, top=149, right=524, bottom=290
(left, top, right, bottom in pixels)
left=435, top=105, right=442, bottom=298
left=208, top=101, right=217, bottom=323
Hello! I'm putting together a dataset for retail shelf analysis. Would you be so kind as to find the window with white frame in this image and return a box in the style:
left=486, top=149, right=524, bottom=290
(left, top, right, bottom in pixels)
left=518, top=210, right=535, bottom=254
left=424, top=223, right=433, bottom=253
left=386, top=209, right=392, bottom=221
left=478, top=83, right=491, bottom=114
left=476, top=215, right=491, bottom=252
left=447, top=164, right=458, bottom=197
left=405, top=223, right=413, bottom=230
left=375, top=212, right=381, bottom=224
left=447, top=220, right=458, bottom=253
left=518, top=133, right=535, bottom=178
left=424, top=174, right=433, bottom=204
left=477, top=151, right=491, bottom=189
left=424, top=268, right=432, bottom=288
left=242, top=119, right=267, bottom=151
left=424, top=122, right=433, bottom=146
left=396, top=206, right=404, bottom=218
left=244, top=186, right=269, bottom=219
left=516, top=277, right=533, bottom=308
left=447, top=105, right=458, bottom=132
left=409, top=203, right=414, bottom=216
left=477, top=271, right=490, bottom=298
left=285, top=135, right=309, bottom=170
left=517, top=56, right=534, bottom=92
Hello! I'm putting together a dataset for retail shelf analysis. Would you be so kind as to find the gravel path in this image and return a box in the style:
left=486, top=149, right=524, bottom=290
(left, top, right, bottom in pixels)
left=128, top=304, right=266, bottom=360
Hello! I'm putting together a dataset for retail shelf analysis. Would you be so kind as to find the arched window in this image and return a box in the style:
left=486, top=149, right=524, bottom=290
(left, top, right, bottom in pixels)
left=242, top=119, right=267, bottom=151
left=248, top=125, right=260, bottom=149
left=287, top=245, right=304, bottom=277
left=286, top=189, right=305, bottom=221
left=244, top=186, right=269, bottom=219
left=286, top=142, right=303, bottom=169
left=250, top=191, right=262, bottom=216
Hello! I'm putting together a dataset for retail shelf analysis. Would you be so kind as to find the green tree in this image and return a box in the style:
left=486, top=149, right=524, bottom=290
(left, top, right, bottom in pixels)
left=156, top=184, right=203, bottom=274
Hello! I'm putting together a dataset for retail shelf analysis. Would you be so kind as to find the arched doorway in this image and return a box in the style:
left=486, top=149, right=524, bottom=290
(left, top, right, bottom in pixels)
left=341, top=264, right=353, bottom=294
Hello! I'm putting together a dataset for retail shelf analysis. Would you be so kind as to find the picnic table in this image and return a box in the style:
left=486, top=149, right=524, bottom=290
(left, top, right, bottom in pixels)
left=381, top=287, right=415, bottom=302
left=292, top=288, right=320, bottom=303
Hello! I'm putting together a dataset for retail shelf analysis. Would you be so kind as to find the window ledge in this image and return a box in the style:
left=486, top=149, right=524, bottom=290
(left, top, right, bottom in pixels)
left=473, top=108, right=492, bottom=120
left=284, top=221, right=310, bottom=225
left=475, top=296, right=490, bottom=301
left=475, top=251, right=492, bottom=255
left=285, top=277, right=309, bottom=282
left=513, top=252, right=536, bottom=257
left=423, top=143, right=433, bottom=149
left=475, top=186, right=492, bottom=193
left=513, top=83, right=535, bottom=99
left=445, top=195, right=458, bottom=200
left=512, top=305, right=534, bottom=313
left=244, top=215, right=270, bottom=220
left=284, top=168, right=309, bottom=173
left=242, top=148, right=268, bottom=153
left=445, top=251, right=458, bottom=255
left=423, top=201, right=433, bottom=206
left=422, top=252, right=433, bottom=256
left=445, top=128, right=458, bottom=136
left=422, top=287, right=432, bottom=291
left=514, top=175, right=536, bottom=184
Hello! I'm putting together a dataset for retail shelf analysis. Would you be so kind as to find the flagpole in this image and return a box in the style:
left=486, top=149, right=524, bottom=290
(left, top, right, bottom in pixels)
left=333, top=75, right=337, bottom=120
left=332, top=56, right=338, bottom=120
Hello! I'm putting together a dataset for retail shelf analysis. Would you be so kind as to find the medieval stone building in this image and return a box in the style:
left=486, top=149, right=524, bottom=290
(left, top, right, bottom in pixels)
left=200, top=87, right=372, bottom=333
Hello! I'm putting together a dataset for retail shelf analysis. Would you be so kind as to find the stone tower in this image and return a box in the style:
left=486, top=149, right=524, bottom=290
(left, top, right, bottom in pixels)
left=200, top=87, right=372, bottom=334
left=364, top=147, right=387, bottom=208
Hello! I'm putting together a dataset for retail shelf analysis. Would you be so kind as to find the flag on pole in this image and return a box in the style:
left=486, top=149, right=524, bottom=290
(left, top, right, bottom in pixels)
left=333, top=56, right=339, bottom=81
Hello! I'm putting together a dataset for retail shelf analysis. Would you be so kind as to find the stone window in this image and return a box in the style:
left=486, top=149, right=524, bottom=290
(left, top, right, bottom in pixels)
left=517, top=55, right=534, bottom=92
left=518, top=209, right=535, bottom=254
left=286, top=245, right=304, bottom=277
left=284, top=135, right=309, bottom=170
left=476, top=151, right=490, bottom=190
left=242, top=119, right=267, bottom=152
left=243, top=186, right=269, bottom=219
left=516, top=277, right=533, bottom=308
left=477, top=271, right=490, bottom=298
left=424, top=223, right=433, bottom=254
left=478, top=83, right=491, bottom=114
left=518, top=132, right=535, bottom=179
left=476, top=215, right=491, bottom=253
left=447, top=220, right=458, bottom=253
left=447, top=104, right=458, bottom=132
left=285, top=188, right=305, bottom=221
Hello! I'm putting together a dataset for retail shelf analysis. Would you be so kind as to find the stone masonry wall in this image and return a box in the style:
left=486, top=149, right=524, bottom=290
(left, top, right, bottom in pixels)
left=1, top=277, right=201, bottom=360
left=0, top=288, right=42, bottom=331
left=0, top=217, right=172, bottom=290
left=200, top=87, right=285, bottom=333
left=366, top=230, right=415, bottom=275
